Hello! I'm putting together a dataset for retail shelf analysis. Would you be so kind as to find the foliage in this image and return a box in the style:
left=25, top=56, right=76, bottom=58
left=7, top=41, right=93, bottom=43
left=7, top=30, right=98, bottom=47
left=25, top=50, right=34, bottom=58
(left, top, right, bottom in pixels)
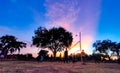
left=0, top=35, right=26, bottom=57
left=93, top=39, right=120, bottom=57
left=38, top=50, right=48, bottom=56
left=32, top=27, right=73, bottom=59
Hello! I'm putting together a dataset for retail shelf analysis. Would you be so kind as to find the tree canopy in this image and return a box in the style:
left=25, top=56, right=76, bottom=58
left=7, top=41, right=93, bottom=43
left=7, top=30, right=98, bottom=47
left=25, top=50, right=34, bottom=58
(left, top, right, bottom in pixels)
left=93, top=39, right=120, bottom=57
left=32, top=27, right=73, bottom=59
left=0, top=35, right=26, bottom=57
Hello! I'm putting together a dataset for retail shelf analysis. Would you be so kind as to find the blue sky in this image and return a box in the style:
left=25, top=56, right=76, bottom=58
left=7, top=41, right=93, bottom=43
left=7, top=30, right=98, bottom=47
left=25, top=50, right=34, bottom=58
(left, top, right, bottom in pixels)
left=97, top=0, right=120, bottom=42
left=0, top=0, right=46, bottom=41
left=0, top=0, right=120, bottom=55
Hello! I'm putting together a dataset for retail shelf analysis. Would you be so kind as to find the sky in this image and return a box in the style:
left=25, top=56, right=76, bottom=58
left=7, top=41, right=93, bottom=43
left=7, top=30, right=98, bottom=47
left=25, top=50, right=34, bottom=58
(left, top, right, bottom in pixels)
left=0, top=0, right=120, bottom=57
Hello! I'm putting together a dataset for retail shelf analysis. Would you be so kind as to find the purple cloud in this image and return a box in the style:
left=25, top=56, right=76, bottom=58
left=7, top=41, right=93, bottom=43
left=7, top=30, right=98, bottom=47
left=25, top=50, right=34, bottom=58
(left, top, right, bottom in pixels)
left=45, top=0, right=101, bottom=53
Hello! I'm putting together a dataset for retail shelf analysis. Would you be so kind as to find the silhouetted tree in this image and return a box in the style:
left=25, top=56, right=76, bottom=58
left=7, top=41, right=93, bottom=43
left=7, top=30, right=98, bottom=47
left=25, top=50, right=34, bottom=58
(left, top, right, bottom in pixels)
left=93, top=40, right=112, bottom=55
left=101, top=40, right=112, bottom=55
left=0, top=35, right=26, bottom=58
left=93, top=40, right=112, bottom=62
left=38, top=50, right=48, bottom=56
left=37, top=50, right=48, bottom=61
left=109, top=42, right=120, bottom=57
left=116, top=43, right=120, bottom=56
left=93, top=40, right=102, bottom=53
left=92, top=53, right=102, bottom=63
left=32, top=27, right=73, bottom=60
left=93, top=39, right=120, bottom=63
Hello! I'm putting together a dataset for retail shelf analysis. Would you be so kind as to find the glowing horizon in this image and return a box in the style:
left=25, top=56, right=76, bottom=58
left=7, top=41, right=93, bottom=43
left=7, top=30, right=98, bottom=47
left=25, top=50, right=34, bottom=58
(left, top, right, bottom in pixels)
left=44, top=0, right=101, bottom=54
left=8, top=0, right=102, bottom=56
left=1, top=0, right=120, bottom=57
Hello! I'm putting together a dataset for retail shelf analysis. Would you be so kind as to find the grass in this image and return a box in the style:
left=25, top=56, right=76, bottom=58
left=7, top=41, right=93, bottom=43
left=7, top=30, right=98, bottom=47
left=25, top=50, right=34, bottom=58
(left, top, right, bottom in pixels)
left=0, top=61, right=120, bottom=73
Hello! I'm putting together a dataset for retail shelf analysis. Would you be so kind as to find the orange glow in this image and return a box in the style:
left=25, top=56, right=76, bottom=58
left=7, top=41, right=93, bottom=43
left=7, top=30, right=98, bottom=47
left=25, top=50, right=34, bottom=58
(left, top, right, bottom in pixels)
left=56, top=52, right=64, bottom=58
left=28, top=0, right=101, bottom=58
left=69, top=35, right=93, bottom=55
left=46, top=35, right=94, bottom=58
left=111, top=56, right=118, bottom=60
left=45, top=0, right=101, bottom=56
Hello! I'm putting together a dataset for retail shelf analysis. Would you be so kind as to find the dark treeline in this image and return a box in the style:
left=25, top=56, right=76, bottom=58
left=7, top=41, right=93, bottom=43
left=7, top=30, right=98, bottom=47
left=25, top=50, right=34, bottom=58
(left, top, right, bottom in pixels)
left=6, top=54, right=35, bottom=61
left=93, top=39, right=120, bottom=63
left=35, top=49, right=120, bottom=63
left=0, top=26, right=120, bottom=64
left=0, top=35, right=26, bottom=59
left=93, top=39, right=120, bottom=56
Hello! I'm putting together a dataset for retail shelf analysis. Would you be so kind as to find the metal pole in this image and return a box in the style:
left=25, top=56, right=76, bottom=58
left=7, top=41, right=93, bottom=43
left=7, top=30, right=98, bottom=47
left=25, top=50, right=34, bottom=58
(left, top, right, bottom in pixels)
left=79, top=32, right=83, bottom=63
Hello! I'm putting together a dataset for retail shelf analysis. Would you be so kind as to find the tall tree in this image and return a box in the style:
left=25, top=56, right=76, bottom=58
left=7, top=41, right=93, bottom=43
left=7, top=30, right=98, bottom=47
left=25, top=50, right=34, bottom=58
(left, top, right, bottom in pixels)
left=93, top=40, right=112, bottom=55
left=93, top=40, right=111, bottom=61
left=0, top=35, right=26, bottom=58
left=115, top=42, right=120, bottom=56
left=32, top=27, right=73, bottom=60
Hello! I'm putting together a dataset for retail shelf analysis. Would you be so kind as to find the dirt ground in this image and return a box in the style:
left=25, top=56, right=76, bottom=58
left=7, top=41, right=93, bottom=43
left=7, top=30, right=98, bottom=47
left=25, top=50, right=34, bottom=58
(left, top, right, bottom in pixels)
left=0, top=61, right=120, bottom=73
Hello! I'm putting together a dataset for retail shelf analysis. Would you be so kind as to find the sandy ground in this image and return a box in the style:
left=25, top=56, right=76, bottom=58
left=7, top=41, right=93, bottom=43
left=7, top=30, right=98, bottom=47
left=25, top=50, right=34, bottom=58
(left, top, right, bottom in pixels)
left=0, top=61, right=120, bottom=73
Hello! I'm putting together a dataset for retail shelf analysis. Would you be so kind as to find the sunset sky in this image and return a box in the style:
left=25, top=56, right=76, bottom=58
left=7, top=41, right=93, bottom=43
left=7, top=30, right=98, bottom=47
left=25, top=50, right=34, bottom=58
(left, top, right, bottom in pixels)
left=0, top=0, right=120, bottom=57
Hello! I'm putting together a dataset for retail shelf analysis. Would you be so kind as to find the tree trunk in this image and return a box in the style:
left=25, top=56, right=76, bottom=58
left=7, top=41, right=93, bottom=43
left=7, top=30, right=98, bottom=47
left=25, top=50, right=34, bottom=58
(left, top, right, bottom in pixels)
left=116, top=50, right=119, bottom=56
left=64, top=48, right=68, bottom=63
left=66, top=48, right=67, bottom=51
left=105, top=52, right=111, bottom=62
left=53, top=50, right=56, bottom=61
